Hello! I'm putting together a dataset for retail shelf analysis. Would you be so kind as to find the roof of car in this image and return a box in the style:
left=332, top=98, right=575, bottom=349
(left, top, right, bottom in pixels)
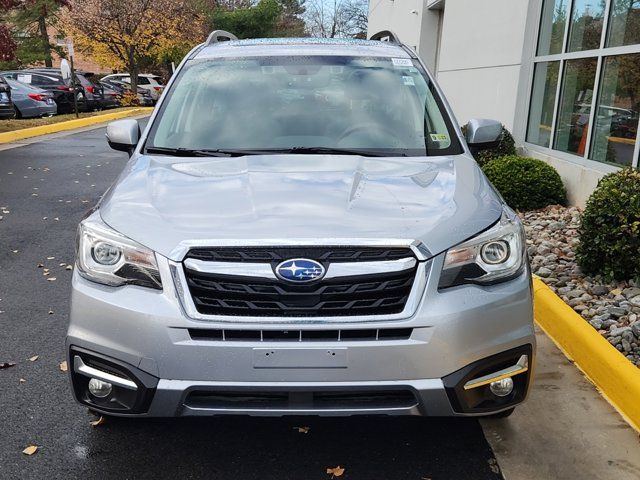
left=194, top=37, right=413, bottom=60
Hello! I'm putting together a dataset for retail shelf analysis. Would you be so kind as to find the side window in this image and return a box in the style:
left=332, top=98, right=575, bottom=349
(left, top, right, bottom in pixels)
left=137, top=77, right=150, bottom=85
left=16, top=73, right=33, bottom=84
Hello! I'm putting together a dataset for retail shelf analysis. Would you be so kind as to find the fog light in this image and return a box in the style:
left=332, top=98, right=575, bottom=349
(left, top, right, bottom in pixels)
left=489, top=377, right=514, bottom=397
left=88, top=378, right=112, bottom=398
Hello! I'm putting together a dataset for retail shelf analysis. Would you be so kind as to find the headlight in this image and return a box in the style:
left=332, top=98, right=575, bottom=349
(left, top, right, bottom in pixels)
left=439, top=211, right=525, bottom=288
left=76, top=214, right=162, bottom=289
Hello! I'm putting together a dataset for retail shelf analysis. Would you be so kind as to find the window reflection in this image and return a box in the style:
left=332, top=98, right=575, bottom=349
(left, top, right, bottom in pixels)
left=554, top=57, right=598, bottom=155
left=527, top=62, right=560, bottom=147
left=537, top=0, right=569, bottom=55
left=607, top=0, right=640, bottom=46
left=590, top=54, right=640, bottom=166
left=568, top=0, right=606, bottom=51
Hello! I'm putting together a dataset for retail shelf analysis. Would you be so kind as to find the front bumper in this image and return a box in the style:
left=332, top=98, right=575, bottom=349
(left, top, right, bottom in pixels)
left=67, top=254, right=535, bottom=417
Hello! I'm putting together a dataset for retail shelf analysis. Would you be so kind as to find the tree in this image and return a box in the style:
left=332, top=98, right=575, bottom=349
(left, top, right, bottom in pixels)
left=0, top=0, right=68, bottom=68
left=64, top=0, right=201, bottom=93
left=305, top=0, right=367, bottom=38
left=202, top=0, right=306, bottom=39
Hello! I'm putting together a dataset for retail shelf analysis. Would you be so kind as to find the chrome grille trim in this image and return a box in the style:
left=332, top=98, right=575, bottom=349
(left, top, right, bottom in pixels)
left=183, top=257, right=417, bottom=280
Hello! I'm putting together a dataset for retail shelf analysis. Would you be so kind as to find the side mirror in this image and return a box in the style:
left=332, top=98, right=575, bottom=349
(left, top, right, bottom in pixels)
left=464, top=118, right=502, bottom=151
left=106, top=119, right=140, bottom=156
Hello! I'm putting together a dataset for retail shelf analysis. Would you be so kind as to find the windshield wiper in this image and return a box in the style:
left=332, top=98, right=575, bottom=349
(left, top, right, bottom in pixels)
left=281, top=147, right=404, bottom=157
left=145, top=146, right=262, bottom=157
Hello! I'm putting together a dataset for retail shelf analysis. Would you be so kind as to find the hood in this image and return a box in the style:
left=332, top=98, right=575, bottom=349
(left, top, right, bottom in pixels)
left=100, top=154, right=503, bottom=261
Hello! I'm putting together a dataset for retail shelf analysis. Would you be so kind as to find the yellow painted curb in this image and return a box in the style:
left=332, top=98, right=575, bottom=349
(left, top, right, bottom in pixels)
left=533, top=278, right=640, bottom=432
left=0, top=107, right=154, bottom=144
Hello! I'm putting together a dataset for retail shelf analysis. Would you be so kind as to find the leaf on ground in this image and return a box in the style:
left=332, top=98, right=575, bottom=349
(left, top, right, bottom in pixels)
left=326, top=466, right=345, bottom=477
left=293, top=426, right=310, bottom=434
left=90, top=416, right=106, bottom=427
left=12, top=250, right=18, bottom=253
left=47, top=277, right=56, bottom=282
left=65, top=265, right=73, bottom=271
left=46, top=256, right=55, bottom=260
left=48, top=309, right=54, bottom=315
left=59, top=361, right=68, bottom=372
left=0, top=361, right=16, bottom=369
left=28, top=355, right=39, bottom=362
left=37, top=263, right=44, bottom=268
left=22, top=445, right=38, bottom=456
left=19, top=378, right=26, bottom=383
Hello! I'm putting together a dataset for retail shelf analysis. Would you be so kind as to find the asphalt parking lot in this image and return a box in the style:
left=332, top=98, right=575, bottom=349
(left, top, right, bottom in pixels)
left=0, top=123, right=503, bottom=480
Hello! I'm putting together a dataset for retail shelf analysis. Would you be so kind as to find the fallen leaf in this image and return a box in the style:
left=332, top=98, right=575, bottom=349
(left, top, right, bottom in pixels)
left=19, top=378, right=26, bottom=383
left=48, top=309, right=54, bottom=315
left=0, top=361, right=16, bottom=369
left=28, top=355, right=39, bottom=362
left=46, top=256, right=55, bottom=260
left=59, top=361, right=68, bottom=372
left=90, top=416, right=106, bottom=427
left=59, top=263, right=66, bottom=267
left=65, top=265, right=73, bottom=271
left=293, top=426, right=310, bottom=434
left=326, top=466, right=345, bottom=478
left=37, top=263, right=44, bottom=268
left=47, top=277, right=56, bottom=282
left=12, top=250, right=18, bottom=253
left=22, top=445, right=38, bottom=456
left=43, top=268, right=49, bottom=273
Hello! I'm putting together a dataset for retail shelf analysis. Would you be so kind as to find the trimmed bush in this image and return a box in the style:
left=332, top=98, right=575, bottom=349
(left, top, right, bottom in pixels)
left=576, top=169, right=640, bottom=280
left=482, top=155, right=566, bottom=210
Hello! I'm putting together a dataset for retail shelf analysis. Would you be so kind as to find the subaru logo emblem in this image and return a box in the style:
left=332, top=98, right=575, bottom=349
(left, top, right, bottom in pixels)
left=275, top=258, right=325, bottom=283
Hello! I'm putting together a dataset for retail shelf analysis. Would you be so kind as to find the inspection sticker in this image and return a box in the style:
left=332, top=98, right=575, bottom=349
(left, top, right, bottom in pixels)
left=430, top=133, right=450, bottom=142
left=402, top=76, right=415, bottom=86
left=392, top=58, right=413, bottom=68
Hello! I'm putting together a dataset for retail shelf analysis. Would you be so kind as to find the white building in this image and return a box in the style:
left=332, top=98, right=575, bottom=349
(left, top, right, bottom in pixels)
left=368, top=0, right=640, bottom=205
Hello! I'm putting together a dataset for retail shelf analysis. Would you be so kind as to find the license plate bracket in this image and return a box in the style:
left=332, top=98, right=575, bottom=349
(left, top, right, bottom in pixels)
left=253, top=348, right=347, bottom=369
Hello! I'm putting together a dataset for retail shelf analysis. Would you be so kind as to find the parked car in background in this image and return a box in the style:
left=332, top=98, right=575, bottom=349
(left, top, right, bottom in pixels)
left=0, top=76, right=15, bottom=119
left=29, top=69, right=104, bottom=112
left=101, top=73, right=164, bottom=102
left=99, top=84, right=121, bottom=110
left=1, top=70, right=74, bottom=113
left=2, top=77, right=57, bottom=118
left=100, top=78, right=153, bottom=106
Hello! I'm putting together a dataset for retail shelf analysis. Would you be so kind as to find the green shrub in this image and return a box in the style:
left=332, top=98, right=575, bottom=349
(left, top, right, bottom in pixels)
left=482, top=155, right=566, bottom=210
left=576, top=169, right=640, bottom=280
left=470, top=125, right=516, bottom=165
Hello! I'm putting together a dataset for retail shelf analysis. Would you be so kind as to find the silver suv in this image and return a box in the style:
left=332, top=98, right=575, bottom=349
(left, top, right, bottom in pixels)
left=67, top=31, right=535, bottom=418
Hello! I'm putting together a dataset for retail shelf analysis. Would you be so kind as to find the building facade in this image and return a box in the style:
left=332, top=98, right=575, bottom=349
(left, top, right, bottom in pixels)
left=368, top=0, right=640, bottom=205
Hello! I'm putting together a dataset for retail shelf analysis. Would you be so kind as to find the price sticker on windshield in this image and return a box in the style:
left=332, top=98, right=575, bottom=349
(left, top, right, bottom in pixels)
left=392, top=58, right=413, bottom=68
left=430, top=133, right=450, bottom=142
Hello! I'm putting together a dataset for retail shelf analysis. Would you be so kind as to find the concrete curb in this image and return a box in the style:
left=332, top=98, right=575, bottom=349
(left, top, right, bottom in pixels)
left=0, top=107, right=154, bottom=144
left=533, top=277, right=640, bottom=432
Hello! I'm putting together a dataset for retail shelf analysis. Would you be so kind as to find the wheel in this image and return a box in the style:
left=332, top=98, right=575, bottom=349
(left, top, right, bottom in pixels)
left=13, top=105, right=21, bottom=119
left=76, top=91, right=87, bottom=112
left=487, top=407, right=515, bottom=418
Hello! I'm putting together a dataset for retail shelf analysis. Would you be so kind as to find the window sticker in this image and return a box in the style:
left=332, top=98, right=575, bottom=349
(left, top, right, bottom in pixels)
left=402, top=76, right=415, bottom=86
left=391, top=58, right=413, bottom=68
left=430, top=133, right=450, bottom=142
left=17, top=74, right=32, bottom=83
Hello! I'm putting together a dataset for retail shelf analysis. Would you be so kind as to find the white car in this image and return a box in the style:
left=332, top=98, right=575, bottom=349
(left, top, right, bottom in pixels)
left=101, top=73, right=164, bottom=102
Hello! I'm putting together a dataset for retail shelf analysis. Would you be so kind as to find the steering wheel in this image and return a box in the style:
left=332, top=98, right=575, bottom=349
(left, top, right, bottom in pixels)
left=337, top=123, right=399, bottom=144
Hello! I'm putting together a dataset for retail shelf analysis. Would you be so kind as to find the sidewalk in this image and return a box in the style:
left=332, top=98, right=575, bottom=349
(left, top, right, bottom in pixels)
left=482, top=326, right=640, bottom=479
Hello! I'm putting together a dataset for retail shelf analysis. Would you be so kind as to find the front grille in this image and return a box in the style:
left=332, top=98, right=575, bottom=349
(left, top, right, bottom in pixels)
left=186, top=246, right=415, bottom=263
left=182, top=246, right=419, bottom=318
left=184, top=389, right=418, bottom=411
left=188, top=328, right=413, bottom=341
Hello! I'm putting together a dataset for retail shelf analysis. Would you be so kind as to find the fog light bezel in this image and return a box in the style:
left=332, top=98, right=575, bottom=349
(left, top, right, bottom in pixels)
left=489, top=377, right=514, bottom=397
left=68, top=346, right=158, bottom=415
left=443, top=345, right=533, bottom=414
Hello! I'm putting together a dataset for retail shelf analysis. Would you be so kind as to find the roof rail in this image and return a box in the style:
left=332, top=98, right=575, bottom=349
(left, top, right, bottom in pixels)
left=369, top=30, right=401, bottom=44
left=205, top=30, right=238, bottom=46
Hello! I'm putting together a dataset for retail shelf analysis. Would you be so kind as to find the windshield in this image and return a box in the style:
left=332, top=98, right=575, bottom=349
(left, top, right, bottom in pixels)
left=146, top=55, right=462, bottom=157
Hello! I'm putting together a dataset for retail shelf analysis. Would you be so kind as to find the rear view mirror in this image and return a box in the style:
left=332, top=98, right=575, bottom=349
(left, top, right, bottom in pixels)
left=106, top=119, right=140, bottom=156
left=465, top=119, right=502, bottom=152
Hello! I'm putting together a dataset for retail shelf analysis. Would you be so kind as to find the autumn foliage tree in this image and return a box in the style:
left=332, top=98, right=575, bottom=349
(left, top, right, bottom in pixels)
left=64, top=0, right=203, bottom=93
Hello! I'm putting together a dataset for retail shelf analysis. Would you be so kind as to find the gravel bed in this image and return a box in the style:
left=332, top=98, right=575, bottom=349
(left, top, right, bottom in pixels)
left=521, top=205, right=640, bottom=367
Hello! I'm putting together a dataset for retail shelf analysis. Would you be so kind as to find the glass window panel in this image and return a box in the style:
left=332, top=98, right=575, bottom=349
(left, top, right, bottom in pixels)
left=537, top=0, right=570, bottom=55
left=527, top=62, right=560, bottom=147
left=607, top=0, right=640, bottom=47
left=590, top=54, right=640, bottom=166
left=567, top=0, right=606, bottom=51
left=554, top=57, right=598, bottom=155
